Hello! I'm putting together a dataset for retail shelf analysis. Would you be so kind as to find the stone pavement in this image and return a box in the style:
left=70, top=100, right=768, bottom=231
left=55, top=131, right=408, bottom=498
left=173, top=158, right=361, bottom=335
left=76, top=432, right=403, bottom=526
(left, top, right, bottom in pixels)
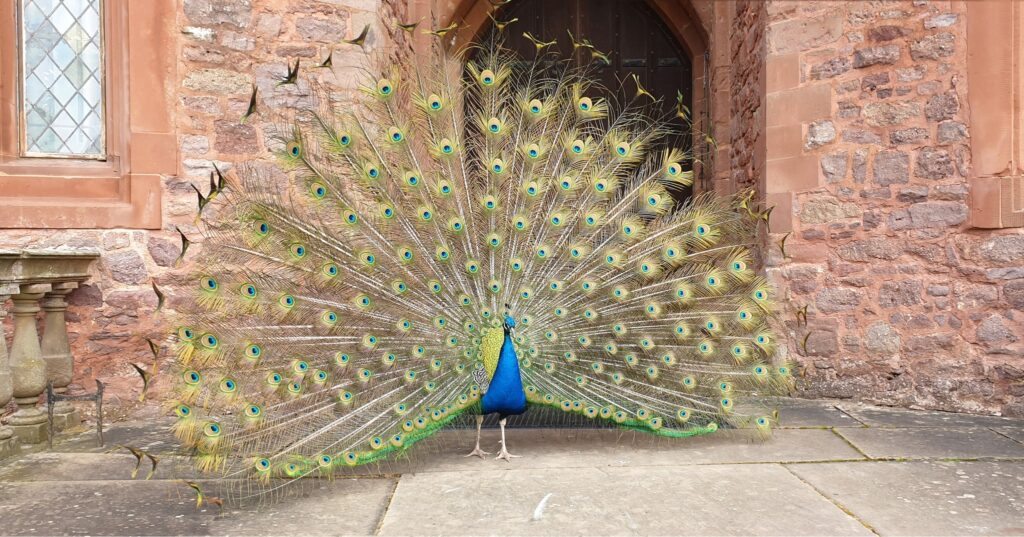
left=1, top=399, right=1022, bottom=536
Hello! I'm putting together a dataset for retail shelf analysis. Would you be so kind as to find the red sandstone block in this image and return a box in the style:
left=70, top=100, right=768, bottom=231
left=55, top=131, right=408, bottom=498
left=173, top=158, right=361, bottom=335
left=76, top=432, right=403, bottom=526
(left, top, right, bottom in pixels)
left=767, top=154, right=820, bottom=193
left=767, top=83, right=831, bottom=127
left=767, top=53, right=800, bottom=93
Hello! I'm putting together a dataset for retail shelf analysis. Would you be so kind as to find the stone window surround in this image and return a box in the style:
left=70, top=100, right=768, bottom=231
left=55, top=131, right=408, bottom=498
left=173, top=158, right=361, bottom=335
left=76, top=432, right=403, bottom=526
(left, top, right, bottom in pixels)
left=0, top=0, right=175, bottom=229
left=965, top=0, right=1024, bottom=229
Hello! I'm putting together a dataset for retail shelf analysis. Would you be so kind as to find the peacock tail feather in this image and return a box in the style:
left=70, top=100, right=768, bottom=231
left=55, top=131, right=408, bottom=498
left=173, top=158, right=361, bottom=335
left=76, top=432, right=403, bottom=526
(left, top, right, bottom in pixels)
left=170, top=27, right=791, bottom=492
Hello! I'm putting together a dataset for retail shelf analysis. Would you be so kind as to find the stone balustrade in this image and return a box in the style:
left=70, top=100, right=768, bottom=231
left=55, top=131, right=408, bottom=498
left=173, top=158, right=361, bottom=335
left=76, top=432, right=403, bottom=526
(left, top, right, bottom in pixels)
left=0, top=249, right=99, bottom=458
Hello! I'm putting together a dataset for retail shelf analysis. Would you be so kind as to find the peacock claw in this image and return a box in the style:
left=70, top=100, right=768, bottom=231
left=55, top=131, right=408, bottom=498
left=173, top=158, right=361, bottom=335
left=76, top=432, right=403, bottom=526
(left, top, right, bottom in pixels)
left=493, top=448, right=520, bottom=461
left=465, top=446, right=491, bottom=458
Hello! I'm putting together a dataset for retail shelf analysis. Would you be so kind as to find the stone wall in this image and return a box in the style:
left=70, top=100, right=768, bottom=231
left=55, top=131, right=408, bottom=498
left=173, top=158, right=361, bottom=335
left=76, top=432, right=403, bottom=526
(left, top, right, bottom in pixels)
left=728, top=0, right=767, bottom=193
left=763, top=0, right=1024, bottom=416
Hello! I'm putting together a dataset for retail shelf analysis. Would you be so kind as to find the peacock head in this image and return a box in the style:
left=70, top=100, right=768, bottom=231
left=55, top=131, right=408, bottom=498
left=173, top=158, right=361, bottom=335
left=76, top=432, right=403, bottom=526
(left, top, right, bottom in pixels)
left=502, top=303, right=516, bottom=334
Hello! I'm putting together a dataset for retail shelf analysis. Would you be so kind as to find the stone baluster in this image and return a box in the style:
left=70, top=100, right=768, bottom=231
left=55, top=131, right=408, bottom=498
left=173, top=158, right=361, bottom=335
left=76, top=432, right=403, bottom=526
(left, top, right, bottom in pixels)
left=41, top=282, right=79, bottom=430
left=8, top=283, right=52, bottom=444
left=0, top=285, right=19, bottom=458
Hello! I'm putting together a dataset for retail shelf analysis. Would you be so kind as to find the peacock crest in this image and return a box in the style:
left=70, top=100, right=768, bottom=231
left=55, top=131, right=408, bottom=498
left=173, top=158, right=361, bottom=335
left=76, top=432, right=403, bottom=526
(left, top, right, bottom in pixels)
left=168, top=21, right=792, bottom=493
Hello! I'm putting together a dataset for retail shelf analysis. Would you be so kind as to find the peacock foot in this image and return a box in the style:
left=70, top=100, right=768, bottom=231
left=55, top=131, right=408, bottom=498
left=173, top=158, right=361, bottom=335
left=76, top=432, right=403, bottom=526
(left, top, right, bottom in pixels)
left=465, top=446, right=491, bottom=458
left=494, top=446, right=521, bottom=462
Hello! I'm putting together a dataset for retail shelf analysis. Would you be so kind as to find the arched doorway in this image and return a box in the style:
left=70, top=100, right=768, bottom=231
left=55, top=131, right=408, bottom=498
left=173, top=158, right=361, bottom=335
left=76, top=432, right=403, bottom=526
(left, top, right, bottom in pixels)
left=473, top=0, right=698, bottom=203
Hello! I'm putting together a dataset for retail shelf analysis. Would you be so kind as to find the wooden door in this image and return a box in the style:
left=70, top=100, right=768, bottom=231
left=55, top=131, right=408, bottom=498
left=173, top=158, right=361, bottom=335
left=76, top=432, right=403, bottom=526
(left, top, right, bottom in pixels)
left=482, top=0, right=695, bottom=201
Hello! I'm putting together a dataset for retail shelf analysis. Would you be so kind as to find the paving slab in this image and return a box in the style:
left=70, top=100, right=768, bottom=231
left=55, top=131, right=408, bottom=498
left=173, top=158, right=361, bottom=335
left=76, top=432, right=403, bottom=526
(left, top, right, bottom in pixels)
left=769, top=398, right=865, bottom=428
left=378, top=464, right=873, bottom=536
left=992, top=426, right=1024, bottom=444
left=381, top=428, right=864, bottom=475
left=837, top=403, right=1024, bottom=428
left=0, top=452, right=200, bottom=482
left=788, top=461, right=1024, bottom=536
left=835, top=427, right=1024, bottom=460
left=0, top=478, right=395, bottom=536
left=53, top=418, right=181, bottom=454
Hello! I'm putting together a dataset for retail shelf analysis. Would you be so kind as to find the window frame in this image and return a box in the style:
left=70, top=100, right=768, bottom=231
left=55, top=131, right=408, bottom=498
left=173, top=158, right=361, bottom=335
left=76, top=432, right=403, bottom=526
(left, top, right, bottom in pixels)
left=0, top=0, right=174, bottom=229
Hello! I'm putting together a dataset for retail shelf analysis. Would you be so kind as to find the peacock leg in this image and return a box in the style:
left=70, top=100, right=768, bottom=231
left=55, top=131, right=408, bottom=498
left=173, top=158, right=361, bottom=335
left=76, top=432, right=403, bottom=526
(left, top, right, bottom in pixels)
left=495, top=417, right=521, bottom=462
left=464, top=415, right=490, bottom=458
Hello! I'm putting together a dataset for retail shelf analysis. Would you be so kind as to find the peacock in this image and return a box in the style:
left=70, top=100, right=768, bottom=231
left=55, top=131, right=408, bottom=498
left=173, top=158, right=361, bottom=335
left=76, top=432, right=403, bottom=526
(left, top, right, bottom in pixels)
left=168, top=21, right=791, bottom=495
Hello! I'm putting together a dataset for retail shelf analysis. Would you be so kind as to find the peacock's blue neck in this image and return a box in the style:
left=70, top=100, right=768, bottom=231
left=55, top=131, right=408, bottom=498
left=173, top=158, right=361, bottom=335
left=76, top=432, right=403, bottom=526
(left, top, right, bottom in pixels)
left=480, top=332, right=527, bottom=417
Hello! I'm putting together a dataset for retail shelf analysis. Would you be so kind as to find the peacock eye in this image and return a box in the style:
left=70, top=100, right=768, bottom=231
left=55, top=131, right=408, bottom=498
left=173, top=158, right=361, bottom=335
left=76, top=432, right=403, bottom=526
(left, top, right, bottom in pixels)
left=578, top=97, right=592, bottom=111
left=528, top=99, right=542, bottom=114
left=286, top=141, right=302, bottom=157
left=255, top=221, right=270, bottom=235
left=240, top=283, right=258, bottom=297
left=388, top=127, right=405, bottom=143
left=615, top=142, right=630, bottom=156
left=377, top=78, right=394, bottom=96
left=310, top=183, right=327, bottom=199
left=339, top=134, right=351, bottom=146
left=428, top=93, right=443, bottom=110
left=480, top=69, right=496, bottom=85
left=487, top=117, right=502, bottom=134
left=201, top=277, right=218, bottom=291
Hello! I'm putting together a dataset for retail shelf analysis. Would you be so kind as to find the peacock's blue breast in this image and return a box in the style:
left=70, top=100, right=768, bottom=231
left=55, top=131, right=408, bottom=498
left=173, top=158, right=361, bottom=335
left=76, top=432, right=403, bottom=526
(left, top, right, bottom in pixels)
left=480, top=334, right=527, bottom=417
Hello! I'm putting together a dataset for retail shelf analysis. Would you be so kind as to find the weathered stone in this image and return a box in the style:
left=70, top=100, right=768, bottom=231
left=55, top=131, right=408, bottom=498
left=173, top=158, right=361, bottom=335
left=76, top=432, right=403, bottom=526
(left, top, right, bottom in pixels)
left=103, top=250, right=148, bottom=285
left=979, top=236, right=1024, bottom=263
left=890, top=128, right=929, bottom=145
left=852, top=149, right=868, bottom=183
left=927, top=285, right=950, bottom=297
left=896, top=66, right=926, bottom=82
left=907, top=201, right=968, bottom=228
left=183, top=68, right=251, bottom=94
left=925, top=91, right=959, bottom=121
left=220, top=30, right=255, bottom=51
left=843, top=130, right=882, bottom=144
left=1005, top=280, right=1024, bottom=310
left=872, top=150, right=909, bottom=186
left=180, top=135, right=210, bottom=156
left=214, top=120, right=258, bottom=154
left=816, top=287, right=863, bottom=313
left=769, top=15, right=844, bottom=54
left=988, top=267, right=1024, bottom=280
left=896, top=186, right=929, bottom=203
left=837, top=101, right=861, bottom=119
left=295, top=16, right=347, bottom=42
left=879, top=280, right=922, bottom=308
left=936, top=121, right=967, bottom=143
left=806, top=120, right=836, bottom=148
left=800, top=196, right=862, bottom=224
left=859, top=187, right=891, bottom=200
left=864, top=101, right=920, bottom=127
left=861, top=72, right=890, bottom=91
left=101, top=231, right=130, bottom=251
left=810, top=57, right=852, bottom=80
left=147, top=237, right=180, bottom=268
left=977, top=315, right=1017, bottom=344
left=838, top=237, right=903, bottom=261
left=255, top=13, right=282, bottom=37
left=868, top=25, right=908, bottom=42
left=865, top=321, right=901, bottom=354
left=910, top=32, right=955, bottom=61
left=915, top=147, right=953, bottom=179
left=68, top=284, right=103, bottom=308
left=821, top=152, right=848, bottom=183
left=853, top=45, right=900, bottom=68
left=925, top=13, right=957, bottom=29
left=183, top=0, right=251, bottom=27
left=181, top=95, right=220, bottom=115
left=932, top=184, right=968, bottom=201
left=804, top=329, right=839, bottom=356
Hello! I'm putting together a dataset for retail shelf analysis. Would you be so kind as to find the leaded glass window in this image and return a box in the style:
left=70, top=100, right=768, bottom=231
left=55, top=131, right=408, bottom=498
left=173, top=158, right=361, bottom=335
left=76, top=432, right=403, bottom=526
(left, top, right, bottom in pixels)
left=19, top=0, right=105, bottom=158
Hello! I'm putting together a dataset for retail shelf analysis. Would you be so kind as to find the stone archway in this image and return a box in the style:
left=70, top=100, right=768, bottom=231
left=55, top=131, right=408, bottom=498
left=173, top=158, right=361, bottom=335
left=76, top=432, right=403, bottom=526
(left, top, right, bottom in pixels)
left=408, top=0, right=717, bottom=192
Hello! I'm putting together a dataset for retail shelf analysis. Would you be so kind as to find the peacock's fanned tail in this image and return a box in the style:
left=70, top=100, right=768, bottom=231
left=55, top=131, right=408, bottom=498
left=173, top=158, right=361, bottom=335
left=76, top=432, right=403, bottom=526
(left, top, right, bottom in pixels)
left=169, top=30, right=792, bottom=492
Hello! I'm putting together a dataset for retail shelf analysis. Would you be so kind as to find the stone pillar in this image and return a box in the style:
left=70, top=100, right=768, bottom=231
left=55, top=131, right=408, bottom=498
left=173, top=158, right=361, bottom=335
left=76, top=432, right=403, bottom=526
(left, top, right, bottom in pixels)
left=41, top=282, right=79, bottom=430
left=8, top=283, right=51, bottom=444
left=0, top=286, right=19, bottom=459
